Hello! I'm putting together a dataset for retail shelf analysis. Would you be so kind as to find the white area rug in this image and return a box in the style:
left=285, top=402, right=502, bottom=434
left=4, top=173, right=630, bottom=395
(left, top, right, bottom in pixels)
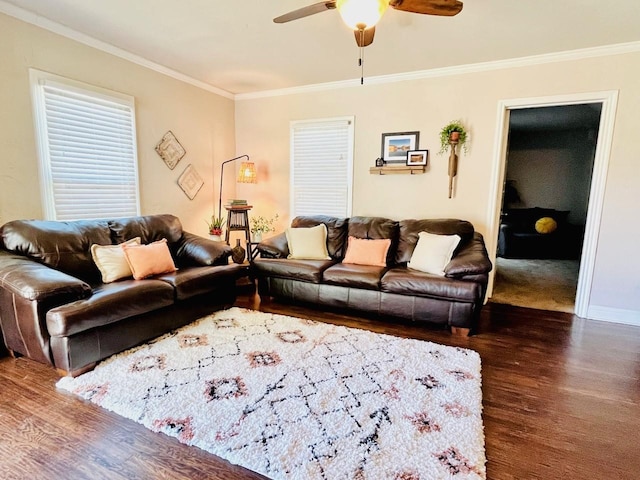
left=58, top=307, right=486, bottom=479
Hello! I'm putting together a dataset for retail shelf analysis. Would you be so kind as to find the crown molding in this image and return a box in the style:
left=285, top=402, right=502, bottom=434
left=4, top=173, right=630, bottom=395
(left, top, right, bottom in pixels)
left=3, top=1, right=638, bottom=102
left=0, top=0, right=234, bottom=99
left=236, top=41, right=640, bottom=100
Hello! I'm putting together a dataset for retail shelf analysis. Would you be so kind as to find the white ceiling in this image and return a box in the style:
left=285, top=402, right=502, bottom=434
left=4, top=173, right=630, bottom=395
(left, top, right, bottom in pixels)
left=3, top=0, right=640, bottom=95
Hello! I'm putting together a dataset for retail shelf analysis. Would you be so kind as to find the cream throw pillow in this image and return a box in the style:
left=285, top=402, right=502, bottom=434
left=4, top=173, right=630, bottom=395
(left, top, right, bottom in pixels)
left=285, top=224, right=330, bottom=260
left=408, top=231, right=461, bottom=276
left=91, top=237, right=141, bottom=283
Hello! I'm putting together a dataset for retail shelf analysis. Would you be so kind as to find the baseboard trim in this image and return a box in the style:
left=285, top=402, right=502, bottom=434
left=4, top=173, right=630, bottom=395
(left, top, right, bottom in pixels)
left=586, top=306, right=640, bottom=327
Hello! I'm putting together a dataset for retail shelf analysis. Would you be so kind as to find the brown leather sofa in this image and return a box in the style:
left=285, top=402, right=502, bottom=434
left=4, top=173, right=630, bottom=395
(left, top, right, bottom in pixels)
left=252, top=216, right=492, bottom=335
left=0, top=214, right=244, bottom=376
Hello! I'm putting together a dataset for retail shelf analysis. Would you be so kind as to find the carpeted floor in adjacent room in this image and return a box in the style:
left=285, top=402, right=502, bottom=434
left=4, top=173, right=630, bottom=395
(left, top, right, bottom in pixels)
left=490, top=258, right=579, bottom=313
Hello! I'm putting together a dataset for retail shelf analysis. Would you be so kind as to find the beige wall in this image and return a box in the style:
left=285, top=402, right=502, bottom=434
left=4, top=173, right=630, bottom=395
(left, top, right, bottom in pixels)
left=0, top=13, right=235, bottom=235
left=236, top=52, right=640, bottom=318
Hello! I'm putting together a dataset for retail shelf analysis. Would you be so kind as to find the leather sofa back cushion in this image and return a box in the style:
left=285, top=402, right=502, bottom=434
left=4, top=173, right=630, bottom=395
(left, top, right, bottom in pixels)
left=109, top=214, right=183, bottom=246
left=396, top=219, right=474, bottom=264
left=291, top=216, right=348, bottom=259
left=1, top=219, right=111, bottom=283
left=348, top=216, right=399, bottom=265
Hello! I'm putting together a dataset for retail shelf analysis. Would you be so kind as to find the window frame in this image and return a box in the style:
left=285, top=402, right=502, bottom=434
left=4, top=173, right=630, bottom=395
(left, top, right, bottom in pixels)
left=289, top=116, right=355, bottom=219
left=29, top=69, right=141, bottom=220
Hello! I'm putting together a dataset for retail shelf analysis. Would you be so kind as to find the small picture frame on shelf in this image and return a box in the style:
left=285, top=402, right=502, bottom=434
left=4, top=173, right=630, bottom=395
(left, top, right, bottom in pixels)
left=381, top=131, right=420, bottom=163
left=406, top=150, right=428, bottom=166
left=375, top=157, right=385, bottom=167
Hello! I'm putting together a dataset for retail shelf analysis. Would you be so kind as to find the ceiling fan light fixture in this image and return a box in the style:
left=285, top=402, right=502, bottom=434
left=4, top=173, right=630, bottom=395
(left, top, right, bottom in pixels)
left=336, top=0, right=388, bottom=30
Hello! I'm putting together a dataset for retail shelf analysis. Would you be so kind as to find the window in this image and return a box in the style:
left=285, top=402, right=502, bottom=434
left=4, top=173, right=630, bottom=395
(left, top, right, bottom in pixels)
left=290, top=117, right=354, bottom=218
left=30, top=70, right=140, bottom=220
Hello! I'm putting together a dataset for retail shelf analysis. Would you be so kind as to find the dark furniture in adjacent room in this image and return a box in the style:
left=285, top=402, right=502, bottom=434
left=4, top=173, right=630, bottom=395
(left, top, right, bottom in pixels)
left=497, top=207, right=584, bottom=259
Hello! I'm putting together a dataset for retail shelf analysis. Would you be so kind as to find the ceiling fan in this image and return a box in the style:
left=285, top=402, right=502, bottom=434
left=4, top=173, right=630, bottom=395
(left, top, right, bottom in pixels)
left=274, top=0, right=463, bottom=47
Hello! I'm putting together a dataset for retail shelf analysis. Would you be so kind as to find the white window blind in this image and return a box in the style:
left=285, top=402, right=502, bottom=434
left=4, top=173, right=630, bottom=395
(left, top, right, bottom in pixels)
left=290, top=117, right=354, bottom=218
left=30, top=70, right=140, bottom=221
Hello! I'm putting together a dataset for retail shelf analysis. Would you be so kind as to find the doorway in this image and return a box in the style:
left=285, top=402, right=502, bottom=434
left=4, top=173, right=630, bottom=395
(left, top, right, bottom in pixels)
left=486, top=91, right=619, bottom=318
left=492, top=104, right=600, bottom=313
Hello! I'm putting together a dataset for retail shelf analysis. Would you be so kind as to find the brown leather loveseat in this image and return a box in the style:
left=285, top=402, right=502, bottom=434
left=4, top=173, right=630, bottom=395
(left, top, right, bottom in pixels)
left=252, top=216, right=492, bottom=335
left=0, top=214, right=244, bottom=376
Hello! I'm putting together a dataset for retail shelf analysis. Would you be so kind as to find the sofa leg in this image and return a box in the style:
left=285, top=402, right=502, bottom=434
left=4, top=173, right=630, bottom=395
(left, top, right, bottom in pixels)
left=56, top=362, right=97, bottom=378
left=451, top=327, right=471, bottom=337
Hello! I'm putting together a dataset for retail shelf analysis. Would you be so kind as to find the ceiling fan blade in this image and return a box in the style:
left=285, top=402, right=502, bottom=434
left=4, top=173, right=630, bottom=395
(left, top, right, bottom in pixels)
left=273, top=1, right=336, bottom=23
left=354, top=26, right=375, bottom=47
left=389, top=0, right=463, bottom=16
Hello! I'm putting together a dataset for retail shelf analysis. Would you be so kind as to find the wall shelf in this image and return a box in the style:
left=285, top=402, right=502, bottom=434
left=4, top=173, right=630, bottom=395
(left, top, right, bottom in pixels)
left=369, top=165, right=425, bottom=175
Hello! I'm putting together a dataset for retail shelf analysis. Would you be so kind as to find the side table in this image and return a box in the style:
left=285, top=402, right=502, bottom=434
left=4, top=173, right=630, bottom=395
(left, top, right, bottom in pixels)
left=224, top=205, right=253, bottom=261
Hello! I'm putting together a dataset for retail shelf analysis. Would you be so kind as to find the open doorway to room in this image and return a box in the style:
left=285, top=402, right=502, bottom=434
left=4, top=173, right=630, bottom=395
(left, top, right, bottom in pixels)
left=491, top=104, right=601, bottom=313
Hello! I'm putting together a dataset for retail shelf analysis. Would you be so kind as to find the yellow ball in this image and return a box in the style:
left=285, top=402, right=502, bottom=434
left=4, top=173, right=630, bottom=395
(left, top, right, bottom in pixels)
left=535, top=217, right=557, bottom=234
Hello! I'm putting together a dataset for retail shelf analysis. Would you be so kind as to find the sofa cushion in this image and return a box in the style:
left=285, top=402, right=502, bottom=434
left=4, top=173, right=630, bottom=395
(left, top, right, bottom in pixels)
left=342, top=236, right=391, bottom=267
left=285, top=224, right=330, bottom=260
left=381, top=267, right=481, bottom=302
left=252, top=258, right=336, bottom=284
left=323, top=263, right=387, bottom=290
left=408, top=232, right=461, bottom=276
left=157, top=264, right=245, bottom=300
left=46, top=279, right=175, bottom=337
left=109, top=214, right=184, bottom=246
left=396, top=219, right=475, bottom=265
left=291, top=216, right=349, bottom=259
left=91, top=237, right=141, bottom=283
left=0, top=219, right=112, bottom=284
left=122, top=238, right=177, bottom=280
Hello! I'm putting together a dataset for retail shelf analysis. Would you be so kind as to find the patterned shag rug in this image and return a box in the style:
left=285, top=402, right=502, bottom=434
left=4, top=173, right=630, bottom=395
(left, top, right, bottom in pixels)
left=58, top=307, right=486, bottom=479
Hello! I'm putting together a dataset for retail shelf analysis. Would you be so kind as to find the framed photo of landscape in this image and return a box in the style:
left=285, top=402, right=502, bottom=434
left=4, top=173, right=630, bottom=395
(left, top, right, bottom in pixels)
left=381, top=131, right=420, bottom=163
left=406, top=150, right=428, bottom=166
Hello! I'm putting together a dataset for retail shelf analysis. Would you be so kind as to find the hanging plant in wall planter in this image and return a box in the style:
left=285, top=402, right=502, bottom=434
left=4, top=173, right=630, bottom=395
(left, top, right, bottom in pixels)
left=438, top=120, right=469, bottom=199
left=438, top=120, right=469, bottom=155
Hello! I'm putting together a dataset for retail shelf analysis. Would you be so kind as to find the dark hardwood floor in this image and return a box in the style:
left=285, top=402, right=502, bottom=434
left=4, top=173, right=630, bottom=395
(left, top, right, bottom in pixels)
left=1, top=292, right=639, bottom=479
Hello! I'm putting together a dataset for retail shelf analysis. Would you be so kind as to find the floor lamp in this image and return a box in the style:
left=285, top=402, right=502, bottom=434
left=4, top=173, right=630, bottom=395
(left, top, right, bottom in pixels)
left=217, top=155, right=257, bottom=218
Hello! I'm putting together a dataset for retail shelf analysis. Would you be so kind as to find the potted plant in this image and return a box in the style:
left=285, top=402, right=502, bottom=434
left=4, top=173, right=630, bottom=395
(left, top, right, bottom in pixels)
left=206, top=215, right=226, bottom=241
left=438, top=120, right=469, bottom=155
left=250, top=213, right=279, bottom=242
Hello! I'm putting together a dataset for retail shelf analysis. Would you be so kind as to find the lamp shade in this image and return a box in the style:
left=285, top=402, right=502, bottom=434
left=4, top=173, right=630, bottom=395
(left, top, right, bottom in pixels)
left=336, top=0, right=388, bottom=30
left=237, top=161, right=257, bottom=184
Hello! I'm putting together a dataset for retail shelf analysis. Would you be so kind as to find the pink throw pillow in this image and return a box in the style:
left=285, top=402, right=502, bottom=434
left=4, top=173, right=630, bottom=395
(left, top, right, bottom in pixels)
left=121, top=238, right=177, bottom=280
left=342, top=236, right=391, bottom=267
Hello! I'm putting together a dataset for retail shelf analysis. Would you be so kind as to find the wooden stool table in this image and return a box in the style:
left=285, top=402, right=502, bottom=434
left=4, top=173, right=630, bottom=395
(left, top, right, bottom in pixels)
left=224, top=205, right=253, bottom=261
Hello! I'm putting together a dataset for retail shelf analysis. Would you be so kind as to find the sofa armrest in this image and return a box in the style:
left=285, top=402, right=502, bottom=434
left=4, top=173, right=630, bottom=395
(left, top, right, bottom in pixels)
left=256, top=232, right=289, bottom=259
left=0, top=251, right=91, bottom=302
left=445, top=233, right=493, bottom=278
left=174, top=232, right=232, bottom=267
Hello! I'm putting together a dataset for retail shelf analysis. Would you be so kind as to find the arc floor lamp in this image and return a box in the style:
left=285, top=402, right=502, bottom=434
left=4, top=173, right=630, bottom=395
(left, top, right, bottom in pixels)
left=217, top=155, right=257, bottom=217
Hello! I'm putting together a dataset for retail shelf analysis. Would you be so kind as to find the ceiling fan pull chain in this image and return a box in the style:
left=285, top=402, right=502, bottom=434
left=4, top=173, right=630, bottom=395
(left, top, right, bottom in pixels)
left=359, top=29, right=365, bottom=85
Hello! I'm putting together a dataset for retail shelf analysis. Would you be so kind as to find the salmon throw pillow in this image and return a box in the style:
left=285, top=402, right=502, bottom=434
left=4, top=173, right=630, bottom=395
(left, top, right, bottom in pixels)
left=342, top=236, right=391, bottom=267
left=121, top=238, right=177, bottom=280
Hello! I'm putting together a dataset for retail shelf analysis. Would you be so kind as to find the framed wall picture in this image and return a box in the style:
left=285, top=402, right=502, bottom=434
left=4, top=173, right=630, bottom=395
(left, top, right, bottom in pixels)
left=155, top=130, right=186, bottom=170
left=406, top=150, right=428, bottom=166
left=177, top=164, right=204, bottom=200
left=381, top=131, right=420, bottom=163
